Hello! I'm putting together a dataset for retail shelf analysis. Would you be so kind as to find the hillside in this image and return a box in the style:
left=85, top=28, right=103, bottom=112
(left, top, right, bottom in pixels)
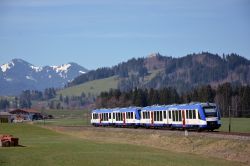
left=67, top=52, right=250, bottom=94
left=59, top=76, right=119, bottom=96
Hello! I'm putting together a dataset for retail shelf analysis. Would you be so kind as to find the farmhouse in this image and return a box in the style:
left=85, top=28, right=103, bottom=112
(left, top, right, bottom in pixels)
left=9, top=109, right=42, bottom=121
left=0, top=112, right=12, bottom=123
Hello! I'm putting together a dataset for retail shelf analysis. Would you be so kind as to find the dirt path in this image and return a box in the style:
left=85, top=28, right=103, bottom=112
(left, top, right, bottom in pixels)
left=44, top=125, right=250, bottom=165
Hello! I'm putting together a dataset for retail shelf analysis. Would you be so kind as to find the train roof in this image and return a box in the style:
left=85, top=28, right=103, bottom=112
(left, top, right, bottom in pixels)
left=92, top=108, right=113, bottom=113
left=92, top=107, right=141, bottom=113
left=142, top=105, right=168, bottom=111
left=92, top=103, right=217, bottom=113
left=113, top=107, right=141, bottom=112
left=142, top=102, right=216, bottom=111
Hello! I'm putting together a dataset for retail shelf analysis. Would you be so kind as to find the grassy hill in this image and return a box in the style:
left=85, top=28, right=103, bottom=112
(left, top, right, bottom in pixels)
left=58, top=76, right=119, bottom=97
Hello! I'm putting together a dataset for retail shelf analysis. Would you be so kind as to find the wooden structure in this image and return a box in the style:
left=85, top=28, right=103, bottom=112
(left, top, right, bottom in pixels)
left=0, top=112, right=12, bottom=123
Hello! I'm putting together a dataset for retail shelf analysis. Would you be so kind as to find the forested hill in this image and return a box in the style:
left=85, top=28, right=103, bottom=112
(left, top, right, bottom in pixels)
left=69, top=52, right=250, bottom=92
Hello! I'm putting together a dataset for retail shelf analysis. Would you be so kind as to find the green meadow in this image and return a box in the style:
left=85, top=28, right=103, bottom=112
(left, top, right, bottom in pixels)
left=0, top=124, right=244, bottom=166
left=219, top=118, right=250, bottom=133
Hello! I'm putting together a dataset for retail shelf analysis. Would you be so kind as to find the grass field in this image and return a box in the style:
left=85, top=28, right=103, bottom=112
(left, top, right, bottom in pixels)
left=42, top=109, right=86, bottom=118
left=0, top=124, right=244, bottom=166
left=58, top=76, right=119, bottom=97
left=219, top=118, right=250, bottom=133
left=36, top=109, right=90, bottom=126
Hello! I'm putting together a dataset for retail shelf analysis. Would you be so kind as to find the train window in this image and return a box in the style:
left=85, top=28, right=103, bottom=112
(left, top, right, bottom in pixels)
left=172, top=111, right=175, bottom=121
left=189, top=110, right=192, bottom=119
left=163, top=111, right=166, bottom=119
left=178, top=110, right=181, bottom=121
left=176, top=111, right=178, bottom=122
left=169, top=111, right=171, bottom=119
left=160, top=111, right=163, bottom=121
left=147, top=112, right=149, bottom=119
left=186, top=110, right=189, bottom=119
left=198, top=111, right=201, bottom=119
left=175, top=111, right=177, bottom=121
left=109, top=113, right=111, bottom=119
left=132, top=112, right=134, bottom=119
left=193, top=110, right=196, bottom=119
left=143, top=112, right=145, bottom=119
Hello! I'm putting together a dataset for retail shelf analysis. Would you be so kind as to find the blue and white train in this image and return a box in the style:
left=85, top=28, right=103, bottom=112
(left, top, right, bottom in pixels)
left=91, top=103, right=221, bottom=131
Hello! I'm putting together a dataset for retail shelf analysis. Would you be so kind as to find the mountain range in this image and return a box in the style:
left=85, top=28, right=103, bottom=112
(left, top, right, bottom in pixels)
left=0, top=59, right=88, bottom=95
left=1, top=52, right=250, bottom=96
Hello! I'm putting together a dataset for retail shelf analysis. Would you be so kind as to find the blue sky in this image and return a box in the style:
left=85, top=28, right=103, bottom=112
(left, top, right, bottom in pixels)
left=0, top=0, right=249, bottom=70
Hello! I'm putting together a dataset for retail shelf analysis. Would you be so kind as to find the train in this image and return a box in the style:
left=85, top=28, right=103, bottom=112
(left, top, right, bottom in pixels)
left=91, top=102, right=222, bottom=131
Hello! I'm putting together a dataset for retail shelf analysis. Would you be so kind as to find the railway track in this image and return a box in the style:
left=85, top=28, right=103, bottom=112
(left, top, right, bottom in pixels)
left=57, top=125, right=250, bottom=140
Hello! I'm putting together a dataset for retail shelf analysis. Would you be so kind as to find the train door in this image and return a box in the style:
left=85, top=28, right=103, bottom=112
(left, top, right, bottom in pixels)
left=123, top=112, right=126, bottom=126
left=164, top=110, right=168, bottom=126
left=112, top=112, right=115, bottom=125
left=182, top=110, right=186, bottom=128
left=99, top=113, right=102, bottom=125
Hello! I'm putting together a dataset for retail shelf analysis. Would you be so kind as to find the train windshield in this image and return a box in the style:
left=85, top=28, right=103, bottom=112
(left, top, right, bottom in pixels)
left=203, top=106, right=217, bottom=117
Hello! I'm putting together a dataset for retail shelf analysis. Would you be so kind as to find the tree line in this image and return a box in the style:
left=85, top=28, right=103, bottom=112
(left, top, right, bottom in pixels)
left=0, top=88, right=57, bottom=110
left=96, top=83, right=250, bottom=117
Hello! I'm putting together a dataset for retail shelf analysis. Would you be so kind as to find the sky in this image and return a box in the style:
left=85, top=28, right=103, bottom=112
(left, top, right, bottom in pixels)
left=0, top=0, right=249, bottom=70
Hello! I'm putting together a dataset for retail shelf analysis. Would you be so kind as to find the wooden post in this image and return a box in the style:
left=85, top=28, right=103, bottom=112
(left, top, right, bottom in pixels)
left=228, top=106, right=231, bottom=133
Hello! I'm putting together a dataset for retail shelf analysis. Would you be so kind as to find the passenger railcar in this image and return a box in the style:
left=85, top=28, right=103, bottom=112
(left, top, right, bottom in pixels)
left=91, top=108, right=113, bottom=126
left=112, top=107, right=141, bottom=127
left=91, top=102, right=221, bottom=131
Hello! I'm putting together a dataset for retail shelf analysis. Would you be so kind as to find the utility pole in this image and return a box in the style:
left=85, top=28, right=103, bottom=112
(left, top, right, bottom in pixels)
left=228, top=106, right=231, bottom=133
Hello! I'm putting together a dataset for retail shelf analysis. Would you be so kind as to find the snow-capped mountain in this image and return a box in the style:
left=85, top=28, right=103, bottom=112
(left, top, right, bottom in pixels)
left=0, top=59, right=88, bottom=95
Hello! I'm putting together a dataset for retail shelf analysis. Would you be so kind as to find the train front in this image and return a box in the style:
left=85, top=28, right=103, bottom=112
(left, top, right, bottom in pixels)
left=202, top=103, right=222, bottom=130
